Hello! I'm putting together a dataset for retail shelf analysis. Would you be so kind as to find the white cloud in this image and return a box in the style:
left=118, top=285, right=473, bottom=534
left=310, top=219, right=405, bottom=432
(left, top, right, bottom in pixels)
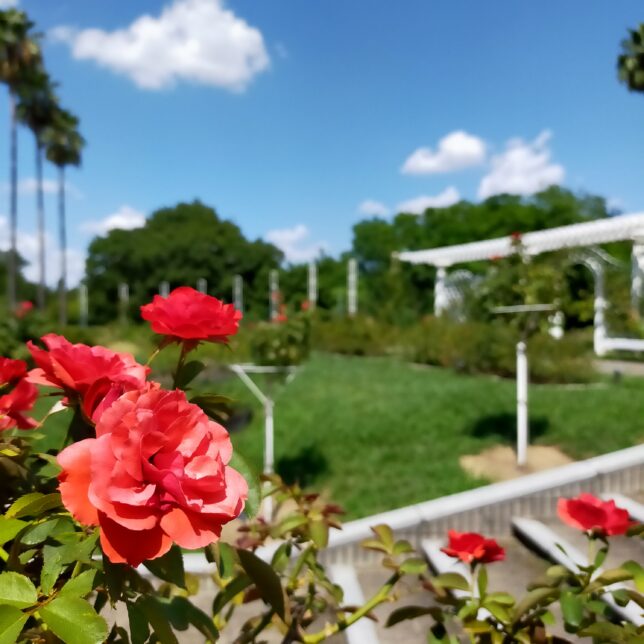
left=478, top=130, right=565, bottom=199
left=396, top=187, right=461, bottom=214
left=265, top=224, right=327, bottom=263
left=10, top=177, right=83, bottom=199
left=0, top=216, right=86, bottom=287
left=51, top=0, right=270, bottom=91
left=401, top=131, right=486, bottom=175
left=357, top=199, right=389, bottom=217
left=81, top=205, right=146, bottom=236
left=0, top=0, right=19, bottom=7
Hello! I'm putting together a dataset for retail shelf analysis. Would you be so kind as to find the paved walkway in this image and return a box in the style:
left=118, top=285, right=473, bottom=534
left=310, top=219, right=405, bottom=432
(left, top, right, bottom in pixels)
left=594, top=359, right=644, bottom=377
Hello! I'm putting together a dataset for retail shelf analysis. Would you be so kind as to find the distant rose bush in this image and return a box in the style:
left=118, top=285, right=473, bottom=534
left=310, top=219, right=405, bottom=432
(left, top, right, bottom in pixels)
left=141, top=286, right=241, bottom=346
left=557, top=492, right=633, bottom=536
left=58, top=384, right=248, bottom=566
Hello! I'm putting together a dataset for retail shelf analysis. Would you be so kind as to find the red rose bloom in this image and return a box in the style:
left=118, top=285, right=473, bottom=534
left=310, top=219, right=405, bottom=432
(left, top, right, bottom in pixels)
left=141, top=287, right=241, bottom=345
left=557, top=494, right=634, bottom=536
left=27, top=334, right=149, bottom=411
left=0, top=357, right=37, bottom=430
left=441, top=530, right=505, bottom=564
left=57, top=385, right=248, bottom=566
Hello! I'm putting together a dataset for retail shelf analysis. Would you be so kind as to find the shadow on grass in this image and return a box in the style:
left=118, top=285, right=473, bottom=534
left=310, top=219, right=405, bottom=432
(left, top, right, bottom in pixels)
left=470, top=412, right=549, bottom=442
left=277, top=444, right=329, bottom=487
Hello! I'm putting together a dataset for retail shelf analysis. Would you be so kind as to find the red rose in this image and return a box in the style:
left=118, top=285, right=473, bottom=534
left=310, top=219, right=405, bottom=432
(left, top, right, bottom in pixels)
left=441, top=530, right=505, bottom=564
left=140, top=287, right=241, bottom=345
left=0, top=357, right=37, bottom=430
left=57, top=385, right=248, bottom=566
left=557, top=494, right=634, bottom=536
left=27, top=334, right=149, bottom=409
left=15, top=301, right=33, bottom=319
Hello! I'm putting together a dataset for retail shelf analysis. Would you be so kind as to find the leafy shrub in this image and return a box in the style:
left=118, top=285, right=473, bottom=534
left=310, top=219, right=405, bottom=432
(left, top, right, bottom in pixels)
left=311, top=315, right=393, bottom=356
left=250, top=315, right=310, bottom=366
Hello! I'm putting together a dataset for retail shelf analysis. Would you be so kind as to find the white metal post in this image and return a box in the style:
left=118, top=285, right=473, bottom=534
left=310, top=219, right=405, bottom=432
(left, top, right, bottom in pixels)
left=516, top=341, right=528, bottom=467
left=233, top=274, right=244, bottom=313
left=308, top=261, right=317, bottom=310
left=435, top=266, right=449, bottom=316
left=196, top=278, right=207, bottom=294
left=269, top=269, right=279, bottom=321
left=159, top=281, right=170, bottom=298
left=118, top=282, right=129, bottom=325
left=79, top=284, right=88, bottom=327
left=347, top=258, right=358, bottom=316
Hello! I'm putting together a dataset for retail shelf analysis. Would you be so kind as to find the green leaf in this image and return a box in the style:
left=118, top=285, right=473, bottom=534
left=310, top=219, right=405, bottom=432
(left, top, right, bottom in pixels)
left=159, top=596, right=219, bottom=642
left=143, top=545, right=185, bottom=588
left=136, top=596, right=179, bottom=644
left=486, top=592, right=514, bottom=606
left=229, top=451, right=260, bottom=519
left=276, top=514, right=308, bottom=535
left=0, top=517, right=26, bottom=546
left=513, top=587, right=558, bottom=622
left=385, top=605, right=434, bottom=627
left=594, top=545, right=608, bottom=569
left=271, top=543, right=292, bottom=573
left=372, top=524, right=394, bottom=551
left=127, top=603, right=150, bottom=644
left=0, top=605, right=28, bottom=644
left=212, top=574, right=251, bottom=617
left=579, top=622, right=627, bottom=641
left=432, top=572, right=470, bottom=591
left=622, top=560, right=644, bottom=593
left=175, top=361, right=206, bottom=389
left=41, top=544, right=66, bottom=594
left=6, top=492, right=61, bottom=519
left=0, top=572, right=37, bottom=608
left=594, top=567, right=633, bottom=586
left=309, top=518, right=329, bottom=548
left=399, top=557, right=427, bottom=575
left=59, top=569, right=98, bottom=598
left=40, top=596, right=108, bottom=644
left=21, top=517, right=73, bottom=546
left=190, top=394, right=233, bottom=422
left=560, top=591, right=583, bottom=628
left=237, top=548, right=287, bottom=620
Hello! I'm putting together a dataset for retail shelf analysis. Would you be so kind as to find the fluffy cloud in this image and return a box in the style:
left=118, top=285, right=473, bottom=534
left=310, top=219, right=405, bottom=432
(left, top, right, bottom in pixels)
left=14, top=177, right=82, bottom=199
left=265, top=224, right=327, bottom=263
left=81, top=205, right=146, bottom=235
left=396, top=187, right=461, bottom=214
left=52, top=0, right=270, bottom=91
left=401, top=131, right=486, bottom=175
left=0, top=0, right=19, bottom=7
left=478, top=130, right=564, bottom=199
left=357, top=199, right=390, bottom=217
left=0, top=216, right=86, bottom=287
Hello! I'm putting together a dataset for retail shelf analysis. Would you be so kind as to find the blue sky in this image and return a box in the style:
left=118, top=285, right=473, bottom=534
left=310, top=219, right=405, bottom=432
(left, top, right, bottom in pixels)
left=0, top=0, right=642, bottom=283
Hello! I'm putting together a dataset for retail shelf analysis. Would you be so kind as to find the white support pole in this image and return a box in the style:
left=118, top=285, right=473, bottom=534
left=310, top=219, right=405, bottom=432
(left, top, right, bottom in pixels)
left=269, top=269, right=279, bottom=321
left=347, top=258, right=358, bottom=316
left=308, top=261, right=317, bottom=310
left=118, top=282, right=129, bottom=325
left=631, top=241, right=644, bottom=318
left=159, top=281, right=170, bottom=298
left=79, top=284, right=88, bottom=328
left=233, top=274, right=244, bottom=313
left=516, top=341, right=528, bottom=467
left=435, top=266, right=449, bottom=316
left=196, top=278, right=207, bottom=294
left=593, top=265, right=607, bottom=357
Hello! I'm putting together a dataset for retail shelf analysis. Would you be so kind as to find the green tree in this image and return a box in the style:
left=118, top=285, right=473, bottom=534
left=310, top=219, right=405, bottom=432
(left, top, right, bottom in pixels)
left=85, top=201, right=283, bottom=323
left=43, top=107, right=85, bottom=325
left=618, top=24, right=644, bottom=93
left=16, top=66, right=58, bottom=311
left=0, top=9, right=39, bottom=309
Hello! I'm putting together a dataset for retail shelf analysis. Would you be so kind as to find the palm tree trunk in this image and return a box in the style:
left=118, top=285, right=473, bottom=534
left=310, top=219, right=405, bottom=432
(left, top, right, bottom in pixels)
left=7, top=90, right=18, bottom=311
left=36, top=140, right=45, bottom=311
left=58, top=165, right=66, bottom=326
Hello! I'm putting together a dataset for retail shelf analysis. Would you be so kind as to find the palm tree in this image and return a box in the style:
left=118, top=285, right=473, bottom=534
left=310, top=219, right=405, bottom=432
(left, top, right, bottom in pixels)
left=0, top=9, right=39, bottom=310
left=16, top=66, right=58, bottom=311
left=43, top=108, right=84, bottom=325
left=618, top=24, right=644, bottom=93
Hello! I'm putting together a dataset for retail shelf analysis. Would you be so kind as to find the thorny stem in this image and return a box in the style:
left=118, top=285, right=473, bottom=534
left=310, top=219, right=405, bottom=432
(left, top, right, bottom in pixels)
left=302, top=572, right=401, bottom=644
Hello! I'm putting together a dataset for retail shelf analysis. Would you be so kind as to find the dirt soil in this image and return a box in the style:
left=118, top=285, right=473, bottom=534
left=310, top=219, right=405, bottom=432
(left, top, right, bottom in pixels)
left=460, top=445, right=573, bottom=482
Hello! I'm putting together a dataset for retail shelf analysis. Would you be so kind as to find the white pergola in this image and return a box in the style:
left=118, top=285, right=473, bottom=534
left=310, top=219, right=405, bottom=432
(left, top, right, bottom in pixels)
left=395, top=212, right=644, bottom=355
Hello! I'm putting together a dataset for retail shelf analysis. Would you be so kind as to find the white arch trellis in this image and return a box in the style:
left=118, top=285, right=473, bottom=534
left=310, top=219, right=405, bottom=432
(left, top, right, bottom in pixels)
left=395, top=212, right=644, bottom=355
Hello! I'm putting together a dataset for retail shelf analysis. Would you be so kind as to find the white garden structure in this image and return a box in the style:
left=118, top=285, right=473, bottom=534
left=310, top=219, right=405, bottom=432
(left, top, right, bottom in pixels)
left=396, top=211, right=644, bottom=356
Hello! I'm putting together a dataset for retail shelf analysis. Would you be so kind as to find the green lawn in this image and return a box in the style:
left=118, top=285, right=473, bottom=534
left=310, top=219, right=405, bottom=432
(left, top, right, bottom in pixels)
left=206, top=353, right=644, bottom=519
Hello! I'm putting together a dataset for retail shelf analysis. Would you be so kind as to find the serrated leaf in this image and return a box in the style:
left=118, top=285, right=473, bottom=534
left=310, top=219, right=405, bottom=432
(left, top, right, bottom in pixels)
left=385, top=605, right=434, bottom=627
left=0, top=605, right=28, bottom=644
left=40, top=596, right=108, bottom=644
left=237, top=548, right=287, bottom=620
left=59, top=569, right=98, bottom=598
left=228, top=451, right=260, bottom=519
left=6, top=492, right=61, bottom=519
left=432, top=572, right=470, bottom=591
left=143, top=545, right=185, bottom=588
left=0, top=517, right=26, bottom=546
left=0, top=572, right=37, bottom=608
left=21, top=517, right=71, bottom=545
left=560, top=591, right=583, bottom=628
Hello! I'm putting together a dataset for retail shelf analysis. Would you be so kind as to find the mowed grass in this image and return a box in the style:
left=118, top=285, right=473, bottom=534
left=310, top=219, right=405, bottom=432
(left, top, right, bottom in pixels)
left=209, top=353, right=644, bottom=519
